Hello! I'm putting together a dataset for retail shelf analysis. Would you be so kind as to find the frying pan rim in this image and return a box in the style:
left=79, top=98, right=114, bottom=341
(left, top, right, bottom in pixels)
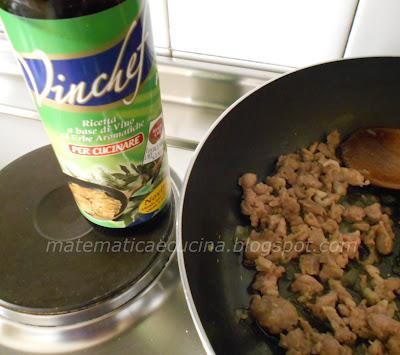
left=176, top=56, right=398, bottom=354
left=176, top=61, right=284, bottom=355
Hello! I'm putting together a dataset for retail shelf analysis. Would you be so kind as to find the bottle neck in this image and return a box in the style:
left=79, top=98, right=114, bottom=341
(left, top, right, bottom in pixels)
left=0, top=0, right=127, bottom=19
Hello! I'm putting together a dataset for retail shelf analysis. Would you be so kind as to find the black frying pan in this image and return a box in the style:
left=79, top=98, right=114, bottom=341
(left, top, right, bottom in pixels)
left=178, top=57, right=400, bottom=354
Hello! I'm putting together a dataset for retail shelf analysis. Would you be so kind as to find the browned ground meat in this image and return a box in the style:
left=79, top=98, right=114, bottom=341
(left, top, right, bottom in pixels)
left=291, top=274, right=324, bottom=301
left=239, top=131, right=400, bottom=354
left=343, top=206, right=366, bottom=222
left=280, top=318, right=352, bottom=355
left=329, top=279, right=357, bottom=309
left=364, top=203, right=383, bottom=222
left=299, top=254, right=320, bottom=275
left=366, top=340, right=385, bottom=355
left=387, top=335, right=400, bottom=355
left=253, top=257, right=285, bottom=296
left=367, top=313, right=400, bottom=340
left=322, top=306, right=357, bottom=345
left=319, top=255, right=345, bottom=281
left=251, top=295, right=298, bottom=334
left=309, top=291, right=338, bottom=320
left=375, top=221, right=394, bottom=255
left=364, top=265, right=400, bottom=303
left=347, top=304, right=372, bottom=338
left=279, top=327, right=313, bottom=355
left=313, top=334, right=352, bottom=355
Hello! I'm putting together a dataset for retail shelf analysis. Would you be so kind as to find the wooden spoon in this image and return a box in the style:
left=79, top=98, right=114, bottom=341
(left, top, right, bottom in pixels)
left=342, top=128, right=400, bottom=189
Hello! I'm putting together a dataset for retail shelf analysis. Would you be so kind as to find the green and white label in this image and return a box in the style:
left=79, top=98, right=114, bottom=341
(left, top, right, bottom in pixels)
left=0, top=0, right=170, bottom=228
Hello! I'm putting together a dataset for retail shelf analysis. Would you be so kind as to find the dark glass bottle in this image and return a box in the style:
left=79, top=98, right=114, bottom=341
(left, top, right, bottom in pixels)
left=0, top=0, right=126, bottom=19
left=0, top=0, right=171, bottom=229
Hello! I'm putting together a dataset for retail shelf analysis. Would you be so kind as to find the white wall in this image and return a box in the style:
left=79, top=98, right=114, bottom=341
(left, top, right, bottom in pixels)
left=158, top=0, right=400, bottom=68
left=168, top=0, right=358, bottom=68
left=148, top=0, right=170, bottom=52
left=345, top=0, right=400, bottom=58
left=2, top=1, right=400, bottom=71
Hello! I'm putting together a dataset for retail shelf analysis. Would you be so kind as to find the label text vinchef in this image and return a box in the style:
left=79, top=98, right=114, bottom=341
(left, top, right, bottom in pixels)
left=18, top=18, right=148, bottom=107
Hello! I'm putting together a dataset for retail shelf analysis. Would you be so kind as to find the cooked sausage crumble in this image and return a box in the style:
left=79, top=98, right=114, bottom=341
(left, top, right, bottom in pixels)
left=239, top=131, right=400, bottom=354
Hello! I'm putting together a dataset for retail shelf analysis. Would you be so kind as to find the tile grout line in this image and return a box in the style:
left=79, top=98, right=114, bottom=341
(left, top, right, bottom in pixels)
left=342, top=0, right=361, bottom=58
